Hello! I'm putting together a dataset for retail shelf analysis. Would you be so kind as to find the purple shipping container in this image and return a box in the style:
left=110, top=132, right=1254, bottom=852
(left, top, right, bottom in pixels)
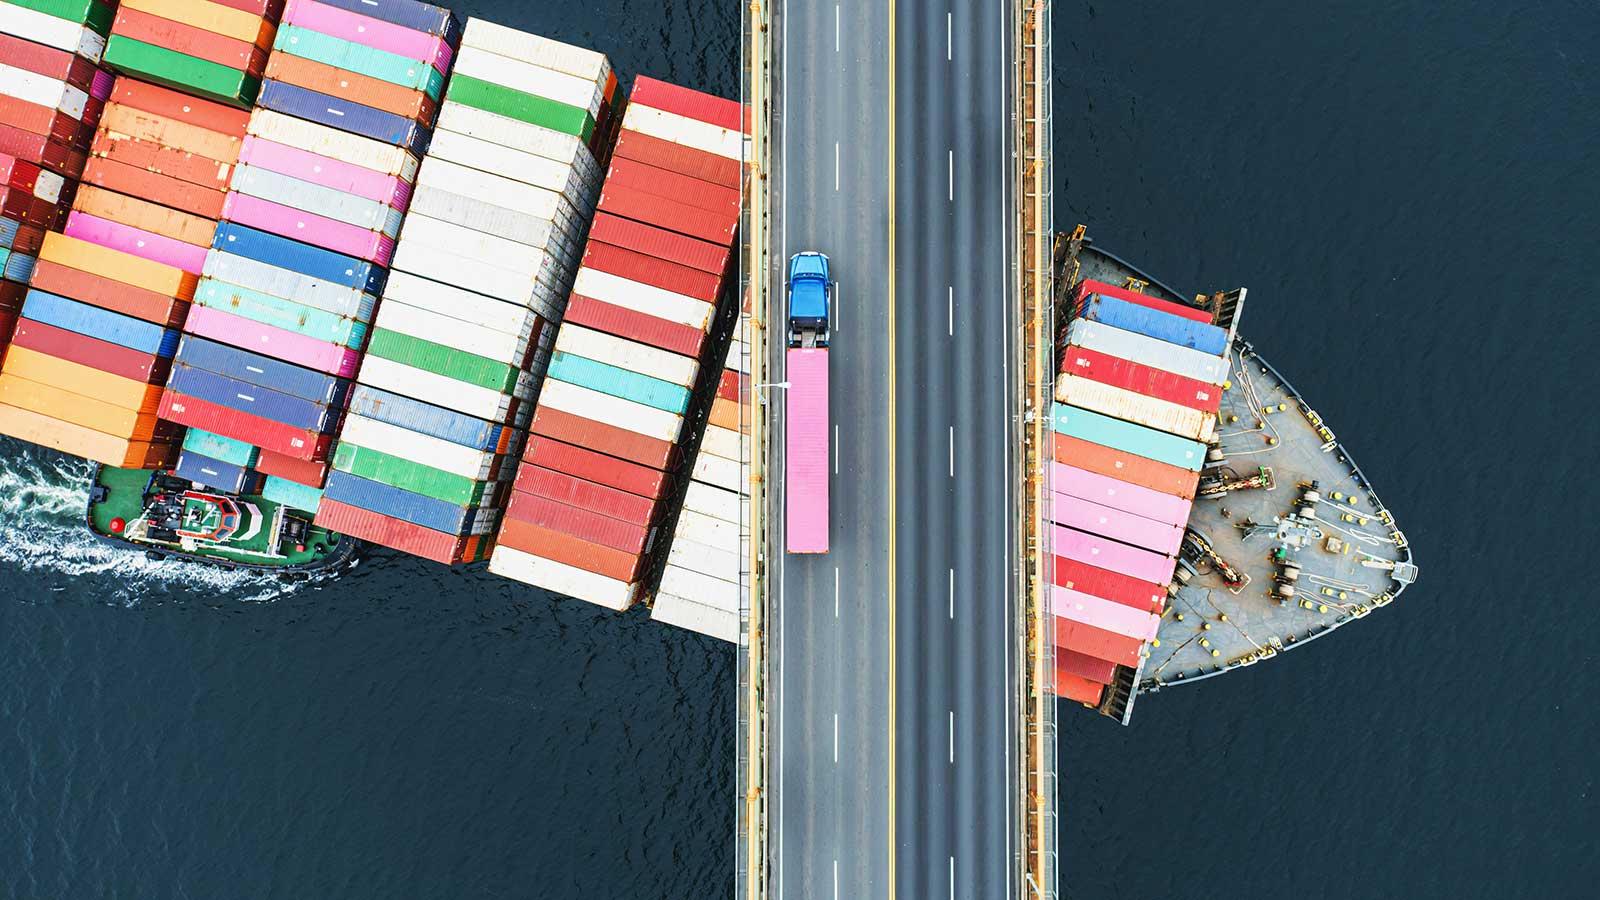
left=185, top=304, right=363, bottom=377
left=1053, top=462, right=1193, bottom=527
left=1050, top=493, right=1185, bottom=556
left=1052, top=524, right=1176, bottom=585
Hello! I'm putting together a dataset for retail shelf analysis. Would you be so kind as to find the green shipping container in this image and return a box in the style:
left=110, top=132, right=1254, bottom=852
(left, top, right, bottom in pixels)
left=333, top=441, right=490, bottom=507
left=8, top=0, right=113, bottom=34
left=195, top=279, right=368, bottom=349
left=274, top=26, right=445, bottom=101
left=363, top=328, right=519, bottom=393
left=546, top=351, right=691, bottom=415
left=182, top=427, right=260, bottom=468
left=444, top=75, right=595, bottom=143
left=1050, top=402, right=1205, bottom=472
left=261, top=475, right=324, bottom=513
left=102, top=36, right=259, bottom=108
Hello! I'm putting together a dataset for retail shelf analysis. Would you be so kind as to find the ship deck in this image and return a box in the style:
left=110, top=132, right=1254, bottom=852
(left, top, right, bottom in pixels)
left=1069, top=245, right=1417, bottom=695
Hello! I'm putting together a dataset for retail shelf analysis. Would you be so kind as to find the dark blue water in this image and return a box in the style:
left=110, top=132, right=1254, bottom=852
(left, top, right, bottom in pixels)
left=2, top=1, right=1594, bottom=897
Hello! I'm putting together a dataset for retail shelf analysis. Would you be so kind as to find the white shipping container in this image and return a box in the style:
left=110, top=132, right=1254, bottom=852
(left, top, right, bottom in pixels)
left=358, top=355, right=523, bottom=422
left=398, top=213, right=566, bottom=276
left=657, top=564, right=739, bottom=613
left=650, top=591, right=738, bottom=643
left=247, top=110, right=419, bottom=180
left=427, top=129, right=597, bottom=208
left=1055, top=375, right=1218, bottom=443
left=537, top=380, right=684, bottom=444
left=571, top=267, right=715, bottom=331
left=434, top=101, right=600, bottom=184
left=391, top=238, right=566, bottom=309
left=375, top=299, right=534, bottom=364
left=0, top=65, right=86, bottom=117
left=488, top=545, right=636, bottom=610
left=673, top=507, right=738, bottom=550
left=692, top=449, right=741, bottom=493
left=230, top=165, right=403, bottom=237
left=405, top=185, right=582, bottom=267
left=622, top=104, right=742, bottom=161
left=203, top=252, right=375, bottom=319
left=0, top=5, right=105, bottom=59
left=339, top=414, right=499, bottom=479
left=382, top=270, right=546, bottom=338
left=697, top=422, right=741, bottom=464
left=665, top=534, right=740, bottom=583
left=1066, top=318, right=1229, bottom=385
left=415, top=157, right=582, bottom=228
left=23, top=167, right=65, bottom=202
left=682, top=480, right=740, bottom=524
left=450, top=45, right=605, bottom=120
left=723, top=337, right=750, bottom=374
left=460, top=20, right=612, bottom=85
left=555, top=324, right=700, bottom=387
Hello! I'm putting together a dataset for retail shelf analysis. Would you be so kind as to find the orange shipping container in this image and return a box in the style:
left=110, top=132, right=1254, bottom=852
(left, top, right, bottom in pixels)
left=72, top=185, right=218, bottom=248
left=119, top=0, right=277, bottom=50
left=494, top=517, right=643, bottom=583
left=708, top=396, right=739, bottom=431
left=108, top=76, right=252, bottom=136
left=90, top=129, right=236, bottom=191
left=1, top=346, right=166, bottom=412
left=81, top=157, right=228, bottom=220
left=0, top=375, right=166, bottom=440
left=1052, top=433, right=1200, bottom=499
left=38, top=232, right=199, bottom=301
left=264, top=54, right=436, bottom=124
left=98, top=103, right=245, bottom=166
left=0, top=404, right=174, bottom=468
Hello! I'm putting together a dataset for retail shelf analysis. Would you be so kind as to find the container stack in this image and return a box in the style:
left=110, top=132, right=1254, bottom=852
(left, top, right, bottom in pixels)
left=1048, top=279, right=1228, bottom=706
left=0, top=76, right=250, bottom=468
left=103, top=0, right=282, bottom=107
left=314, top=20, right=612, bottom=564
left=487, top=75, right=744, bottom=611
left=160, top=0, right=457, bottom=511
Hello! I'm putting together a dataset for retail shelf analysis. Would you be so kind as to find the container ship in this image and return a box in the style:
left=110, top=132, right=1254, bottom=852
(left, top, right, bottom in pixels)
left=1044, top=229, right=1419, bottom=722
left=0, top=0, right=748, bottom=641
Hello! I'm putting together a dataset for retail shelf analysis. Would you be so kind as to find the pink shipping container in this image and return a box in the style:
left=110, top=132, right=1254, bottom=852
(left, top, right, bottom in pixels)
left=221, top=193, right=396, bottom=265
left=1052, top=462, right=1193, bottom=528
left=785, top=348, right=828, bottom=553
left=185, top=305, right=363, bottom=377
left=1051, top=585, right=1160, bottom=641
left=239, top=136, right=413, bottom=210
left=1052, top=524, right=1175, bottom=585
left=283, top=0, right=455, bottom=72
left=1051, top=493, right=1184, bottom=556
left=63, top=213, right=209, bottom=274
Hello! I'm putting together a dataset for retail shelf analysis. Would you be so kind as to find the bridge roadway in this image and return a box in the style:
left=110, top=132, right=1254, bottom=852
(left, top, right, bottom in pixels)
left=765, top=1, right=1017, bottom=897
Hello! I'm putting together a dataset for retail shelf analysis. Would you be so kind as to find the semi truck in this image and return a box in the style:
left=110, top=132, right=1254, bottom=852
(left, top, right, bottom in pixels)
left=785, top=251, right=830, bottom=554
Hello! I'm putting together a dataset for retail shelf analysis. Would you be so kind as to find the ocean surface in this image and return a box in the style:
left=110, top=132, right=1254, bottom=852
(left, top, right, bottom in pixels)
left=1, top=1, right=1593, bottom=897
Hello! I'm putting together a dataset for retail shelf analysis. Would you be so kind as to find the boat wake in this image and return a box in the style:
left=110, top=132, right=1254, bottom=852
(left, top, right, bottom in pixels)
left=0, top=440, right=307, bottom=604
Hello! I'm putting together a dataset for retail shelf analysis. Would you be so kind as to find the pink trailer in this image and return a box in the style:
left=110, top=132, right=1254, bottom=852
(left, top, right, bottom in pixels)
left=785, top=347, right=828, bottom=553
left=1051, top=585, right=1160, bottom=640
left=1052, top=524, right=1176, bottom=585
left=185, top=305, right=363, bottom=378
left=1051, top=493, right=1185, bottom=556
left=1052, top=462, right=1193, bottom=528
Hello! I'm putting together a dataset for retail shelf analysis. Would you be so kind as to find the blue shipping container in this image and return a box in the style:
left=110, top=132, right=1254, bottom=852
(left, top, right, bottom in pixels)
left=546, top=351, right=691, bottom=415
left=323, top=470, right=482, bottom=535
left=1079, top=295, right=1228, bottom=357
left=175, top=450, right=253, bottom=494
left=345, top=384, right=503, bottom=451
left=205, top=250, right=378, bottom=320
left=0, top=217, right=18, bottom=249
left=257, top=81, right=430, bottom=154
left=212, top=222, right=385, bottom=295
left=175, top=335, right=349, bottom=405
left=1050, top=402, right=1206, bottom=472
left=168, top=365, right=339, bottom=433
left=182, top=427, right=261, bottom=468
left=21, top=289, right=179, bottom=357
left=4, top=250, right=36, bottom=283
left=315, top=0, right=460, bottom=40
left=261, top=475, right=324, bottom=513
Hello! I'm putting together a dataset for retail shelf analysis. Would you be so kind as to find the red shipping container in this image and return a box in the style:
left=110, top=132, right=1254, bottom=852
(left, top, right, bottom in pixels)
left=255, top=448, right=330, bottom=488
left=0, top=186, right=63, bottom=228
left=531, top=406, right=678, bottom=472
left=2, top=154, right=46, bottom=194
left=612, top=128, right=740, bottom=189
left=8, top=318, right=169, bottom=384
left=494, top=517, right=642, bottom=583
left=0, top=281, right=24, bottom=311
left=0, top=33, right=101, bottom=92
left=1076, top=278, right=1213, bottom=324
left=717, top=369, right=739, bottom=402
left=81, top=157, right=227, bottom=219
left=1052, top=615, right=1143, bottom=668
left=27, top=260, right=189, bottom=327
left=1051, top=556, right=1167, bottom=613
left=1060, top=345, right=1222, bottom=413
left=604, top=157, right=740, bottom=218
left=628, top=76, right=744, bottom=132
left=596, top=184, right=736, bottom=245
left=503, top=491, right=649, bottom=555
left=0, top=123, right=86, bottom=177
left=513, top=465, right=656, bottom=527
left=0, top=95, right=93, bottom=150
left=586, top=211, right=730, bottom=275
left=1056, top=648, right=1118, bottom=685
left=3, top=220, right=46, bottom=256
left=1052, top=433, right=1199, bottom=499
left=563, top=293, right=706, bottom=359
left=107, top=79, right=251, bottom=137
left=523, top=434, right=668, bottom=501
left=1053, top=669, right=1104, bottom=705
left=315, top=498, right=469, bottom=565
left=581, top=241, right=722, bottom=302
left=111, top=8, right=269, bottom=74
left=159, top=390, right=332, bottom=461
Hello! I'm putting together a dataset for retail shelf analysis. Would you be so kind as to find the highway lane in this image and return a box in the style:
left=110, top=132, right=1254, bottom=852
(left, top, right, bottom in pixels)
left=767, top=1, right=894, bottom=899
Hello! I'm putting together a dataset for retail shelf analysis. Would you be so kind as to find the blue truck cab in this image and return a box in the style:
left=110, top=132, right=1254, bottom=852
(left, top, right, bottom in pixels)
left=787, top=251, right=831, bottom=348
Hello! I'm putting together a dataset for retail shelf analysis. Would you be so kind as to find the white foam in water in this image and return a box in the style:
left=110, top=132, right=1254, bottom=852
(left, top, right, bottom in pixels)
left=0, top=440, right=316, bottom=604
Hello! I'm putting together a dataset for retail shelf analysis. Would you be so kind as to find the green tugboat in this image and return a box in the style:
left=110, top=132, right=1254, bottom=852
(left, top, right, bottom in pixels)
left=86, top=466, right=357, bottom=574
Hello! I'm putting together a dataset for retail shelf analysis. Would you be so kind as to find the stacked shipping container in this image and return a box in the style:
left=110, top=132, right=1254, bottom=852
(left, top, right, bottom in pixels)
left=159, top=0, right=456, bottom=510
left=103, top=0, right=283, bottom=107
left=1049, top=279, right=1228, bottom=705
left=487, top=75, right=744, bottom=611
left=315, top=19, right=613, bottom=563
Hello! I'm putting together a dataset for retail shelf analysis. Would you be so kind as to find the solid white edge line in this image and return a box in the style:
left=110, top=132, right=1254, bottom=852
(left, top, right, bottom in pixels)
left=778, top=3, right=787, bottom=897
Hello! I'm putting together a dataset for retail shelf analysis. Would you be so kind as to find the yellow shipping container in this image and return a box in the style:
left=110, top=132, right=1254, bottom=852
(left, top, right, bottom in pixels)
left=97, top=103, right=244, bottom=167
left=38, top=232, right=198, bottom=301
left=121, top=0, right=277, bottom=49
left=0, top=375, right=165, bottom=441
left=1, top=347, right=166, bottom=413
left=73, top=185, right=218, bottom=249
left=0, top=404, right=174, bottom=468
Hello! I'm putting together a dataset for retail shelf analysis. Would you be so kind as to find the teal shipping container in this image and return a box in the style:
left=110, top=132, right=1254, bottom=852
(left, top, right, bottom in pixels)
left=195, top=279, right=370, bottom=349
left=1051, top=402, right=1205, bottom=471
left=547, top=351, right=692, bottom=415
left=274, top=26, right=447, bottom=100
left=261, top=475, right=325, bottom=513
left=182, top=428, right=261, bottom=468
